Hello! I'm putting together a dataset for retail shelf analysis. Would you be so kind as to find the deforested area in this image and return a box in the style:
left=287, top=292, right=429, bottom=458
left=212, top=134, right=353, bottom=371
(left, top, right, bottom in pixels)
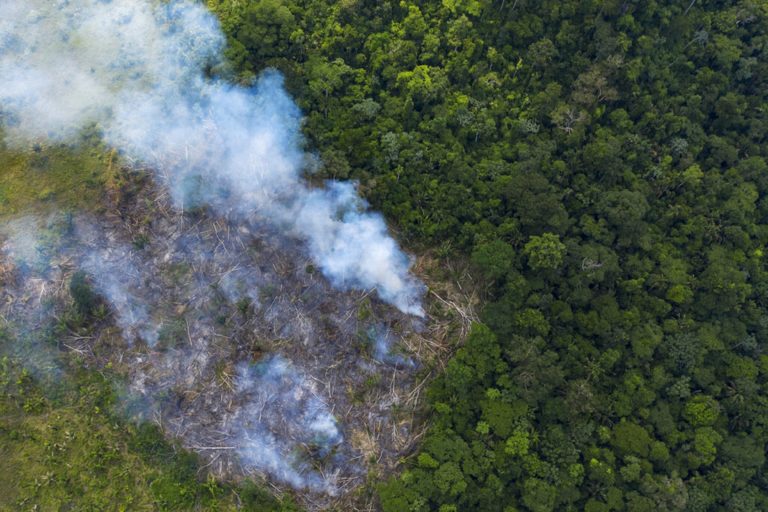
left=0, top=166, right=466, bottom=510
left=0, top=0, right=457, bottom=509
left=2, top=0, right=768, bottom=511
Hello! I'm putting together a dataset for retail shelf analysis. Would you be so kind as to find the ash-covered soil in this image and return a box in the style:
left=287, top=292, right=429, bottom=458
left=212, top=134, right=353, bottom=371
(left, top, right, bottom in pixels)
left=0, top=168, right=468, bottom=510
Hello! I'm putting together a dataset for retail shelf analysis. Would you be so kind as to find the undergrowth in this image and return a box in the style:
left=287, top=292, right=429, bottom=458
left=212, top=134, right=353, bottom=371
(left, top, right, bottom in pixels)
left=0, top=351, right=297, bottom=511
left=0, top=131, right=110, bottom=218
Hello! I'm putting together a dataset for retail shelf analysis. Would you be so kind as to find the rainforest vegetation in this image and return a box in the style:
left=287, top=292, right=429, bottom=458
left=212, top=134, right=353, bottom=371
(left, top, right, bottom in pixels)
left=206, top=0, right=768, bottom=510
left=1, top=0, right=767, bottom=511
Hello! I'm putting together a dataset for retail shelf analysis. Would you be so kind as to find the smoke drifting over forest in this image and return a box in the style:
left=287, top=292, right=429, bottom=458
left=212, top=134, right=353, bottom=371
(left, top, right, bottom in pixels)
left=0, top=0, right=424, bottom=315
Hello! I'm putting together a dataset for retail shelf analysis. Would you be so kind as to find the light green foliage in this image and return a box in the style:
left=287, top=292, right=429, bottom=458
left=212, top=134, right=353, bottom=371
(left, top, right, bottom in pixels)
left=417, top=452, right=439, bottom=469
left=441, top=0, right=482, bottom=16
left=683, top=395, right=720, bottom=427
left=504, top=428, right=530, bottom=457
left=692, top=427, right=723, bottom=467
left=523, top=233, right=566, bottom=270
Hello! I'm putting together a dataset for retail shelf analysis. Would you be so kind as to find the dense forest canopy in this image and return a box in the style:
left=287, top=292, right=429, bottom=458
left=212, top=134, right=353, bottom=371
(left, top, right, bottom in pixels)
left=206, top=0, right=768, bottom=510
left=0, top=0, right=766, bottom=510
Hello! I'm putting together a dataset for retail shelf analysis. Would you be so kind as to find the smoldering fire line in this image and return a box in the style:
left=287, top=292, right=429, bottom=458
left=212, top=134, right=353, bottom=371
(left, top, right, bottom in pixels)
left=0, top=0, right=424, bottom=316
left=0, top=185, right=426, bottom=501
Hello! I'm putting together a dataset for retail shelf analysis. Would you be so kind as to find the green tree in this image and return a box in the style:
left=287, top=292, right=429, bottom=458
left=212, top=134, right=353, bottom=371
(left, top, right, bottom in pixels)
left=523, top=233, right=566, bottom=270
left=236, top=0, right=298, bottom=63
left=69, top=271, right=97, bottom=316
left=683, top=395, right=720, bottom=427
left=522, top=478, right=556, bottom=512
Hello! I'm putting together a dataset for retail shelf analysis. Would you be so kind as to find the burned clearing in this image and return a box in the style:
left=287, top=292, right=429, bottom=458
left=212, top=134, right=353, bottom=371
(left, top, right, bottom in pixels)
left=0, top=167, right=474, bottom=510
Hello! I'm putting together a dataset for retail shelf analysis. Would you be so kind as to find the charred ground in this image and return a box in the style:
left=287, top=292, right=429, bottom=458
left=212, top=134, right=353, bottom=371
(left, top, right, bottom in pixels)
left=0, top=164, right=475, bottom=510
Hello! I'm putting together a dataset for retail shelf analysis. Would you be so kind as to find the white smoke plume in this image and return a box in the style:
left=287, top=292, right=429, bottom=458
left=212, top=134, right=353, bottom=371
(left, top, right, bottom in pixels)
left=231, top=356, right=343, bottom=493
left=0, top=0, right=424, bottom=316
left=82, top=249, right=161, bottom=346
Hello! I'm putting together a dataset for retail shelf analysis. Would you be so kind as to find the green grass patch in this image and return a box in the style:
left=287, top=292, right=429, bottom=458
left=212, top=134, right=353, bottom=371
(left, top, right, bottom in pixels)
left=0, top=139, right=112, bottom=218
left=0, top=355, right=298, bottom=512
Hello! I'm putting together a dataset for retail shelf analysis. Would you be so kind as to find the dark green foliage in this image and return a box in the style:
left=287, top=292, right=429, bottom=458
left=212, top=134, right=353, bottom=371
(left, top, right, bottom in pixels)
left=69, top=271, right=97, bottom=316
left=206, top=0, right=768, bottom=509
left=240, top=480, right=300, bottom=511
